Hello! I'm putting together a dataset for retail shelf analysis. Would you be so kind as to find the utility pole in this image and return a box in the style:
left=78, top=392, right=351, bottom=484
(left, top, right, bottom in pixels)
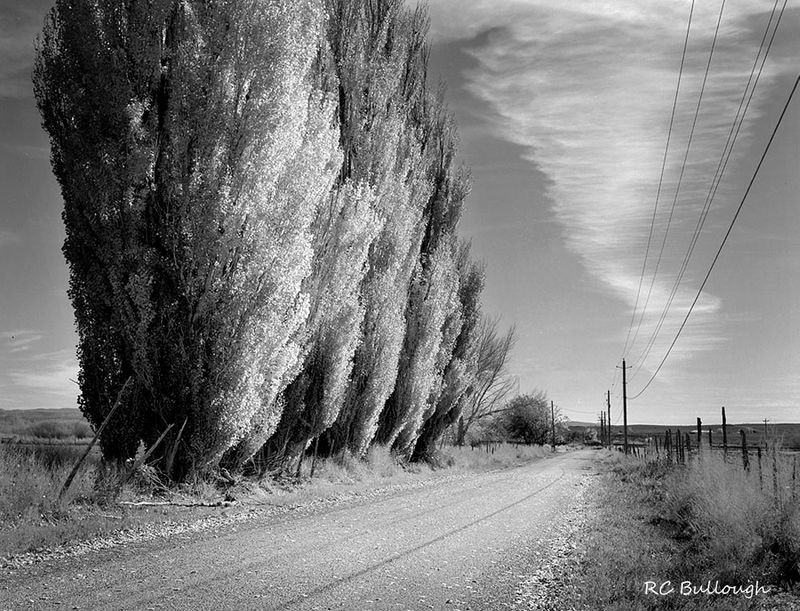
left=617, top=360, right=631, bottom=455
left=550, top=400, right=556, bottom=452
left=607, top=390, right=612, bottom=450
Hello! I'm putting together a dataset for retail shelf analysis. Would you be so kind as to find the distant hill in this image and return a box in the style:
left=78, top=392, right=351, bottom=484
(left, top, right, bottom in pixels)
left=564, top=420, right=594, bottom=428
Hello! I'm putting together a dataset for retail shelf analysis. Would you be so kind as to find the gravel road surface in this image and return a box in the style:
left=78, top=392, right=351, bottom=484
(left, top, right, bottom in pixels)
left=1, top=449, right=598, bottom=610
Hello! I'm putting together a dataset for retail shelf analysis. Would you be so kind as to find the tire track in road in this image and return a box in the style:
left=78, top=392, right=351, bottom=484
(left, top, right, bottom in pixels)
left=280, top=469, right=566, bottom=608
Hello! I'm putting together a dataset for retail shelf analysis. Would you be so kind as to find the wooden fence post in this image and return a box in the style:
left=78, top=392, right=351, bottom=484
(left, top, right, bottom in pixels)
left=771, top=446, right=779, bottom=504
left=665, top=430, right=671, bottom=462
left=708, top=428, right=712, bottom=449
left=740, top=429, right=749, bottom=472
left=722, top=406, right=728, bottom=457
left=756, top=446, right=763, bottom=490
left=697, top=417, right=702, bottom=449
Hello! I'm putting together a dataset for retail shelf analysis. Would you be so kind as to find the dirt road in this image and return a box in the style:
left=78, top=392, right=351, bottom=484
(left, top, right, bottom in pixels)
left=2, top=449, right=598, bottom=610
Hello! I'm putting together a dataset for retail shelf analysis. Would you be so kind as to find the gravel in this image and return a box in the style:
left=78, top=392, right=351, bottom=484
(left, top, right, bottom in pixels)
left=511, top=475, right=596, bottom=610
left=1, top=465, right=510, bottom=572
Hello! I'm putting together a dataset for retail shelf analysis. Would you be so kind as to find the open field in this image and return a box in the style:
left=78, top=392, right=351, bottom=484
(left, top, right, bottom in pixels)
left=0, top=408, right=91, bottom=442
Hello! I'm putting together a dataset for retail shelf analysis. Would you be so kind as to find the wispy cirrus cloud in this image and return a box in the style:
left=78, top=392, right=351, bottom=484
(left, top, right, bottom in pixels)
left=0, top=329, right=42, bottom=352
left=1, top=338, right=78, bottom=409
left=427, top=0, right=797, bottom=379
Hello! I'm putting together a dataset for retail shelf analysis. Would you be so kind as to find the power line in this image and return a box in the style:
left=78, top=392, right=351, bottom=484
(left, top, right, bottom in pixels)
left=620, top=0, right=696, bottom=362
left=628, top=0, right=788, bottom=381
left=628, top=0, right=727, bottom=362
left=630, top=75, right=800, bottom=400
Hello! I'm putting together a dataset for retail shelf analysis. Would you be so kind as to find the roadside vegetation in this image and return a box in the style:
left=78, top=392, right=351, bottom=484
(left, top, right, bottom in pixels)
left=0, top=437, right=552, bottom=561
left=570, top=450, right=800, bottom=610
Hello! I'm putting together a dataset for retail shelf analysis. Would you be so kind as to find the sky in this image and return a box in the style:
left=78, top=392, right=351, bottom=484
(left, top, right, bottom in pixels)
left=1, top=1, right=799, bottom=427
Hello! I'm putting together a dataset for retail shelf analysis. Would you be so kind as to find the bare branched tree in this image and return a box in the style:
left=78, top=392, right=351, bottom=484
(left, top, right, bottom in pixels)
left=455, top=315, right=518, bottom=445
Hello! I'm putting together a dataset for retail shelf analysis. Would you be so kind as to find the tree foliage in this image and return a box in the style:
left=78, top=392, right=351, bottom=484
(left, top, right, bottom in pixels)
left=35, top=0, right=339, bottom=475
left=497, top=392, right=559, bottom=446
left=35, top=0, right=498, bottom=480
left=411, top=242, right=484, bottom=460
left=317, top=0, right=434, bottom=457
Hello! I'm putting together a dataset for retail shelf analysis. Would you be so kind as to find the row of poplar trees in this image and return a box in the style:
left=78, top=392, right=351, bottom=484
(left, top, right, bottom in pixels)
left=34, top=0, right=486, bottom=481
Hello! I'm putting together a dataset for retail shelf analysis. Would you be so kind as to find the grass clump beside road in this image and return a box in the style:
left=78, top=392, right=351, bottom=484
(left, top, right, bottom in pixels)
left=0, top=444, right=109, bottom=557
left=570, top=450, right=800, bottom=610
left=0, top=440, right=549, bottom=561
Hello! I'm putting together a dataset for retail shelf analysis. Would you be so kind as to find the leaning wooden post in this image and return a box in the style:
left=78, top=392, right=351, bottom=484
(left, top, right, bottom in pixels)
left=708, top=428, right=712, bottom=450
left=740, top=429, right=749, bottom=472
left=58, top=376, right=132, bottom=504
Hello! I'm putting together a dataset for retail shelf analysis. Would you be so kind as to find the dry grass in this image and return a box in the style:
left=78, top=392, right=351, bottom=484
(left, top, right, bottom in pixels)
left=0, top=444, right=107, bottom=557
left=656, top=450, right=800, bottom=587
left=0, top=445, right=95, bottom=523
left=569, top=450, right=800, bottom=610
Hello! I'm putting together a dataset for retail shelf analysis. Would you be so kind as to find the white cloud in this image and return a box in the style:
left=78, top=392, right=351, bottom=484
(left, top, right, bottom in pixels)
left=1, top=342, right=78, bottom=409
left=428, top=0, right=795, bottom=378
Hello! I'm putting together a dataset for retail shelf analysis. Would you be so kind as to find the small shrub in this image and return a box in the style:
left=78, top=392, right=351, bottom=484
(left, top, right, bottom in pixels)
left=70, top=421, right=93, bottom=439
left=25, top=421, right=70, bottom=440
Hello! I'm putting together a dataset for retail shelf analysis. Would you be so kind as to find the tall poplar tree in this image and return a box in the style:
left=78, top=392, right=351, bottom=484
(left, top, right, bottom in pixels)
left=316, top=0, right=433, bottom=457
left=34, top=0, right=339, bottom=476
